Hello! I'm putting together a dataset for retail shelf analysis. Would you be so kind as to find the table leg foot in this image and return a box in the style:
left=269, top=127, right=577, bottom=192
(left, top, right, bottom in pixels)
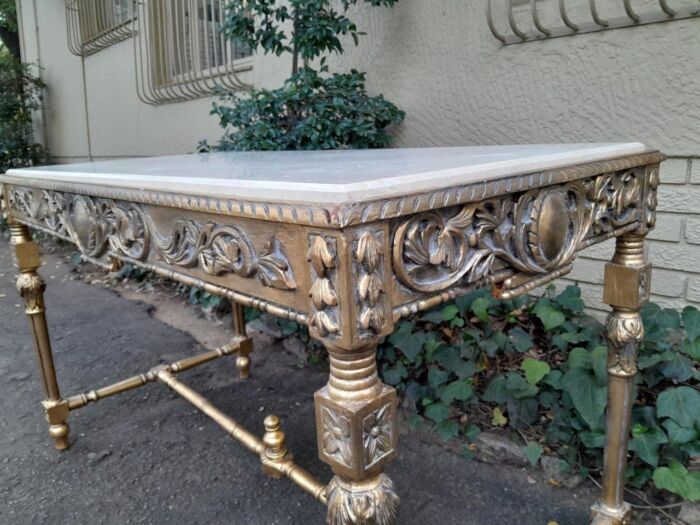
left=326, top=474, right=399, bottom=525
left=590, top=502, right=632, bottom=525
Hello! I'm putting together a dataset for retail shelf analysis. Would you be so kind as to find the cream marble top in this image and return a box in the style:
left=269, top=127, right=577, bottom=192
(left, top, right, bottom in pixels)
left=4, top=143, right=651, bottom=205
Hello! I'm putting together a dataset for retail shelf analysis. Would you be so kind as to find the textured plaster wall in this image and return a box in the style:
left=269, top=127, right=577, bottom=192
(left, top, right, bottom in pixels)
left=16, top=0, right=700, bottom=312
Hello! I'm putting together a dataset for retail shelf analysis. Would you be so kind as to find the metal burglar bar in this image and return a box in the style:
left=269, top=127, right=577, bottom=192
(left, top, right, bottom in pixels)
left=488, top=0, right=700, bottom=44
left=134, top=0, right=252, bottom=105
left=65, top=0, right=135, bottom=56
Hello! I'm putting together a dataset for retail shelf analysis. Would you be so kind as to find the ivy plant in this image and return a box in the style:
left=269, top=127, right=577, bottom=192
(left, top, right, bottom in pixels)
left=378, top=285, right=700, bottom=502
left=203, top=0, right=404, bottom=151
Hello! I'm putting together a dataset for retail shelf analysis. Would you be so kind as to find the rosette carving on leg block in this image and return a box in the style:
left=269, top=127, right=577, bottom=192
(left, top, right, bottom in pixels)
left=326, top=474, right=399, bottom=525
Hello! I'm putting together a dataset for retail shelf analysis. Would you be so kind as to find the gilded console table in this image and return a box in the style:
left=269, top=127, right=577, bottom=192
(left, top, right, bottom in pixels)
left=1, top=144, right=663, bottom=525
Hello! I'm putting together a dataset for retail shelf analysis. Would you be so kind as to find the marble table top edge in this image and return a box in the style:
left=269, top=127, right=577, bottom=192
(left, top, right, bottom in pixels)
left=2, top=143, right=659, bottom=208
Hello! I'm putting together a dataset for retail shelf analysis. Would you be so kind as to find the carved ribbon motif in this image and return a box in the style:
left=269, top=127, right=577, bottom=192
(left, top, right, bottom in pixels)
left=155, top=220, right=296, bottom=290
left=393, top=169, right=644, bottom=293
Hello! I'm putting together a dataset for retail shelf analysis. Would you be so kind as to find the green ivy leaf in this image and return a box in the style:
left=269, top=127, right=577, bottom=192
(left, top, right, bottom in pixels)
left=435, top=420, right=459, bottom=441
left=683, top=306, right=700, bottom=343
left=523, top=443, right=544, bottom=466
left=436, top=420, right=460, bottom=441
left=425, top=402, right=450, bottom=424
left=428, top=367, right=449, bottom=389
left=657, top=386, right=700, bottom=428
left=482, top=375, right=509, bottom=404
left=471, top=297, right=491, bottom=323
left=659, top=353, right=695, bottom=382
left=382, top=362, right=407, bottom=386
left=492, top=407, right=508, bottom=426
left=509, top=327, right=534, bottom=353
left=435, top=347, right=476, bottom=379
left=463, top=424, right=481, bottom=442
left=580, top=430, right=606, bottom=449
left=542, top=370, right=563, bottom=390
left=440, top=380, right=473, bottom=404
left=629, top=425, right=668, bottom=467
left=388, top=322, right=427, bottom=362
left=521, top=358, right=551, bottom=386
left=653, top=462, right=700, bottom=501
left=681, top=338, right=700, bottom=360
left=562, top=367, right=607, bottom=430
left=555, top=286, right=586, bottom=314
left=441, top=304, right=460, bottom=321
left=663, top=419, right=698, bottom=446
left=534, top=300, right=566, bottom=331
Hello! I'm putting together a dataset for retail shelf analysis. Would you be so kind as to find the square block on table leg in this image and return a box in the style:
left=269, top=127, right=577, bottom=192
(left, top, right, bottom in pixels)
left=603, top=263, right=651, bottom=310
left=315, top=385, right=397, bottom=481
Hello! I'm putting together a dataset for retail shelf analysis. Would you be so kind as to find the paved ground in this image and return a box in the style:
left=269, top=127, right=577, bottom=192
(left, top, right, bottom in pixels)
left=0, top=237, right=602, bottom=524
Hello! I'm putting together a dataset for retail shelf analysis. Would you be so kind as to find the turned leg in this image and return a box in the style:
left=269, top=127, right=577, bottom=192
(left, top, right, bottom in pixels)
left=232, top=302, right=252, bottom=379
left=10, top=222, right=70, bottom=450
left=315, top=342, right=399, bottom=525
left=591, top=234, right=650, bottom=525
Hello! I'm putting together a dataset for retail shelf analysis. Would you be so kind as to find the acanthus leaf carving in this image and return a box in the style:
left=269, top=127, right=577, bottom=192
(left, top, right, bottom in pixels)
left=308, top=234, right=340, bottom=337
left=393, top=168, right=646, bottom=294
left=154, top=219, right=295, bottom=290
left=354, top=230, right=387, bottom=335
left=9, top=188, right=296, bottom=291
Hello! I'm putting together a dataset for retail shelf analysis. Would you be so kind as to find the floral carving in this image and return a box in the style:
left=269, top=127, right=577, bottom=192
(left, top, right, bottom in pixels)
left=308, top=235, right=340, bottom=337
left=355, top=231, right=386, bottom=333
left=321, top=407, right=353, bottom=469
left=362, top=404, right=393, bottom=468
left=393, top=169, right=644, bottom=293
left=10, top=189, right=150, bottom=260
left=326, top=474, right=399, bottom=525
left=9, top=188, right=295, bottom=290
left=154, top=219, right=295, bottom=290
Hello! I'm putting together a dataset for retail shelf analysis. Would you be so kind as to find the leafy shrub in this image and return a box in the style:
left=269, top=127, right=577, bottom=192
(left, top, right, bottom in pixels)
left=379, top=285, right=700, bottom=501
left=203, top=0, right=404, bottom=151
left=210, top=66, right=404, bottom=150
left=0, top=54, right=46, bottom=173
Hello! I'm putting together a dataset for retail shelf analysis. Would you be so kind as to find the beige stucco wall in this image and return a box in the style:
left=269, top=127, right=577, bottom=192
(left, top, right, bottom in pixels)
left=16, top=0, right=700, bottom=313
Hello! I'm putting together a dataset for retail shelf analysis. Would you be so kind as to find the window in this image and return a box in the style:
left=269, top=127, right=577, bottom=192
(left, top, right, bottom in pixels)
left=488, top=0, right=700, bottom=44
left=65, top=0, right=134, bottom=56
left=134, top=0, right=252, bottom=105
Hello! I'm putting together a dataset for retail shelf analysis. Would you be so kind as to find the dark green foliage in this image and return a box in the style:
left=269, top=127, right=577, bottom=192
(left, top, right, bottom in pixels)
left=205, top=0, right=404, bottom=151
left=210, top=66, right=404, bottom=150
left=378, top=285, right=700, bottom=501
left=0, top=54, right=46, bottom=173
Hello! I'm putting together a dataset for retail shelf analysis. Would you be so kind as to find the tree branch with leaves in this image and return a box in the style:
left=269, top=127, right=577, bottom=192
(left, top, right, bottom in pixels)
left=204, top=0, right=404, bottom=151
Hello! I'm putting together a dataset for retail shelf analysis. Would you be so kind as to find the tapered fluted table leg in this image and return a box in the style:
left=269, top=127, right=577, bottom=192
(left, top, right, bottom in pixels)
left=10, top=222, right=70, bottom=450
left=591, top=233, right=650, bottom=525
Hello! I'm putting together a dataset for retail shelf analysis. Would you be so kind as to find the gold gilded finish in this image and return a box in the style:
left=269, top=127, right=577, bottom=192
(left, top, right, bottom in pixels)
left=591, top=233, right=648, bottom=525
left=326, top=474, right=399, bottom=525
left=10, top=222, right=70, bottom=450
left=66, top=340, right=242, bottom=410
left=232, top=302, right=253, bottom=379
left=156, top=370, right=327, bottom=503
left=392, top=168, right=644, bottom=296
left=3, top=152, right=664, bottom=523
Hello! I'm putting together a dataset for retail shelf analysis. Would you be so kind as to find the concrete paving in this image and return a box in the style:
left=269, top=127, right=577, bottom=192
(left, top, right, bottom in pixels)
left=0, top=238, right=599, bottom=524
